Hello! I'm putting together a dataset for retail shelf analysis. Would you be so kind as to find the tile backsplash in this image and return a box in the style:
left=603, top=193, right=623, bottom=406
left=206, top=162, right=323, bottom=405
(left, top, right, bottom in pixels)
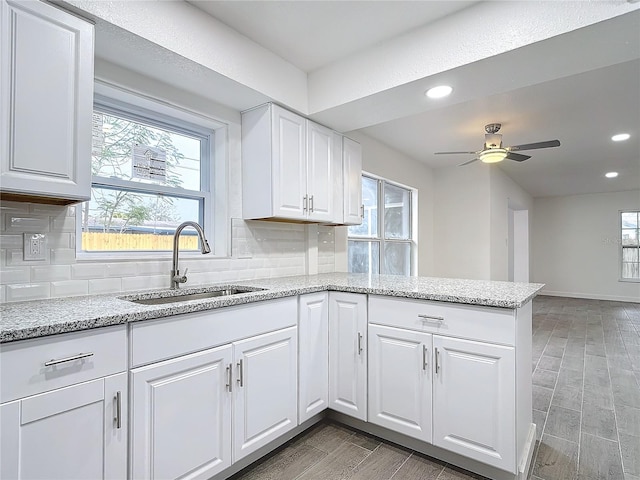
left=0, top=201, right=336, bottom=302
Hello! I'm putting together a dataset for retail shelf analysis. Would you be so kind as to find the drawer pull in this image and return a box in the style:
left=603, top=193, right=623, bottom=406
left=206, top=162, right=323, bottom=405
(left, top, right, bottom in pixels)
left=114, top=391, right=122, bottom=429
left=418, top=314, right=444, bottom=324
left=237, top=359, right=244, bottom=387
left=44, top=352, right=94, bottom=367
left=226, top=364, right=233, bottom=392
left=422, top=345, right=428, bottom=371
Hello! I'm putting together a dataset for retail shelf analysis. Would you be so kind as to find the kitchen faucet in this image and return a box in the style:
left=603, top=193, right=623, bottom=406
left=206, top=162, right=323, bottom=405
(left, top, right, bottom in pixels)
left=171, top=221, right=211, bottom=289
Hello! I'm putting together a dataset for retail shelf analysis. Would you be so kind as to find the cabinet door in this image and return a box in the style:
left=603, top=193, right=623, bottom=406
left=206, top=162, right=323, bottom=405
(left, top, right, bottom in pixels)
left=0, top=373, right=127, bottom=480
left=131, top=345, right=232, bottom=480
left=433, top=336, right=516, bottom=472
left=271, top=105, right=307, bottom=220
left=328, top=292, right=367, bottom=421
left=298, top=292, right=329, bottom=423
left=0, top=0, right=92, bottom=202
left=342, top=137, right=363, bottom=225
left=368, top=324, right=432, bottom=442
left=233, top=326, right=298, bottom=462
left=307, top=121, right=338, bottom=222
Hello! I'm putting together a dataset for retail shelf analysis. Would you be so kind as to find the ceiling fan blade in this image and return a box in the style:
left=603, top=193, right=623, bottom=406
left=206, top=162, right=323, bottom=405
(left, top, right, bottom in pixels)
left=505, top=152, right=531, bottom=162
left=458, top=158, right=479, bottom=166
left=434, top=151, right=478, bottom=155
left=509, top=140, right=560, bottom=151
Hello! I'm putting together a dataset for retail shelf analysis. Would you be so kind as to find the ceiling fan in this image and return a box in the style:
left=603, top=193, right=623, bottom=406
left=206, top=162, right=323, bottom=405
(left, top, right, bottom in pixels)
left=435, top=123, right=560, bottom=166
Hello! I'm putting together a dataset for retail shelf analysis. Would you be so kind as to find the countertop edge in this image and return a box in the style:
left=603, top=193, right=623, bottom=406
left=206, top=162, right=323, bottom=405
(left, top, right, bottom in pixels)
left=1, top=276, right=545, bottom=343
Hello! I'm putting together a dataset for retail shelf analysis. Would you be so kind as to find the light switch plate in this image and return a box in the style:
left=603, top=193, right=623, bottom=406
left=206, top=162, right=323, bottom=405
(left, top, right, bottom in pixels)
left=23, top=233, right=47, bottom=261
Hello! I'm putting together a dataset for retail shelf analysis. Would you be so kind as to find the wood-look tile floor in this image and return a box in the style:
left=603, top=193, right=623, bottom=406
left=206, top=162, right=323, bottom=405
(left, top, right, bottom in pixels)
left=229, top=296, right=640, bottom=480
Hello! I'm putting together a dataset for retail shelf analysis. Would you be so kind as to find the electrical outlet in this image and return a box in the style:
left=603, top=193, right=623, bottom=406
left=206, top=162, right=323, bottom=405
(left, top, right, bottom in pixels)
left=23, top=233, right=47, bottom=261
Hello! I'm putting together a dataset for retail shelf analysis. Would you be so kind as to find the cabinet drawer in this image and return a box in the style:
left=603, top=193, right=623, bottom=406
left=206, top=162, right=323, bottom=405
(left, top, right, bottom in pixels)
left=0, top=325, right=127, bottom=403
left=131, top=297, right=297, bottom=367
left=368, top=296, right=515, bottom=346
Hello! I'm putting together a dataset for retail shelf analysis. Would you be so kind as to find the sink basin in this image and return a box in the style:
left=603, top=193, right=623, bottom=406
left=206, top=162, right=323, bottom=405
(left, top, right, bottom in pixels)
left=125, top=287, right=263, bottom=305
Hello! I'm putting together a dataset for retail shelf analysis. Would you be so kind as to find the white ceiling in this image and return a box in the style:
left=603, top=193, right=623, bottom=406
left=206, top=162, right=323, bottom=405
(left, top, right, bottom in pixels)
left=91, top=1, right=640, bottom=199
left=187, top=0, right=640, bottom=198
left=188, top=1, right=479, bottom=72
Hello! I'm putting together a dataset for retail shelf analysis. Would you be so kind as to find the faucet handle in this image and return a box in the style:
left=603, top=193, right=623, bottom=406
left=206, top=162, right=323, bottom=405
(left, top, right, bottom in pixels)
left=182, top=268, right=188, bottom=279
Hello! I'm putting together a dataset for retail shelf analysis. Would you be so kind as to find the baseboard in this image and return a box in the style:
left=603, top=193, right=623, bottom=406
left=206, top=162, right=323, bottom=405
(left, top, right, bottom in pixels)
left=541, top=290, right=640, bottom=303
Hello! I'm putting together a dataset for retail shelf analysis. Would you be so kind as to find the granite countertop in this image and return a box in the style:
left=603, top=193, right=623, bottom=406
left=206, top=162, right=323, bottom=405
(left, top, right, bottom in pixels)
left=0, top=273, right=544, bottom=343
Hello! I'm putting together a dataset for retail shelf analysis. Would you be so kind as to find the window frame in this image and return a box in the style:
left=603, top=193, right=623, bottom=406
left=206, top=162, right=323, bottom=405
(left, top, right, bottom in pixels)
left=620, top=209, right=640, bottom=283
left=348, top=173, right=417, bottom=276
left=76, top=81, right=228, bottom=260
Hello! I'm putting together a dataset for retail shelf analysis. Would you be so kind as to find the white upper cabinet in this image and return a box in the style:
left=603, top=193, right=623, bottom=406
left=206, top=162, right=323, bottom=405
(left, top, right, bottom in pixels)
left=342, top=137, right=363, bottom=225
left=0, top=0, right=93, bottom=204
left=242, top=103, right=355, bottom=224
left=306, top=121, right=338, bottom=222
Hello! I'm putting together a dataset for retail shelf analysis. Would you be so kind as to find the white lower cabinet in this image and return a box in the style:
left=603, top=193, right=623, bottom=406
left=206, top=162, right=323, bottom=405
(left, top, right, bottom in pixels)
left=298, top=293, right=329, bottom=423
left=131, top=345, right=233, bottom=480
left=130, top=325, right=298, bottom=479
left=328, top=292, right=367, bottom=421
left=0, top=373, right=127, bottom=480
left=432, top=335, right=516, bottom=472
left=368, top=324, right=432, bottom=442
left=233, top=327, right=298, bottom=461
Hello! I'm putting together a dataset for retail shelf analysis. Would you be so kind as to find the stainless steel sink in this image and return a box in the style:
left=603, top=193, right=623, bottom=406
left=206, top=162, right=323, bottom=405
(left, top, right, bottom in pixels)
left=125, top=287, right=263, bottom=305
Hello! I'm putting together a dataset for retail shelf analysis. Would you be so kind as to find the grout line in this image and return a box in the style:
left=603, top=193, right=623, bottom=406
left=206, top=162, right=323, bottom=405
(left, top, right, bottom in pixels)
left=387, top=452, right=411, bottom=480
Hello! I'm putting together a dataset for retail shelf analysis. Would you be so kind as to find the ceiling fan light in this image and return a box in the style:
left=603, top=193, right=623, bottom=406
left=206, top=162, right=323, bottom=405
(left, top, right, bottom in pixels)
left=479, top=148, right=508, bottom=163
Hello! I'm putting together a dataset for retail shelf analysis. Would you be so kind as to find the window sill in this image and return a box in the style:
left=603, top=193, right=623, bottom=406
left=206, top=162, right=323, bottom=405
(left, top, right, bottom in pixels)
left=619, top=278, right=640, bottom=283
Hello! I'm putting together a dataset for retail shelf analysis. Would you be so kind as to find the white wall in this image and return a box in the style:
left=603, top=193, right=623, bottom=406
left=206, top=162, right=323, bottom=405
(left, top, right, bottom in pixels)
left=489, top=168, right=533, bottom=282
left=0, top=62, right=336, bottom=303
left=532, top=190, right=640, bottom=303
left=432, top=164, right=532, bottom=282
left=433, top=163, right=491, bottom=280
left=343, top=131, right=435, bottom=276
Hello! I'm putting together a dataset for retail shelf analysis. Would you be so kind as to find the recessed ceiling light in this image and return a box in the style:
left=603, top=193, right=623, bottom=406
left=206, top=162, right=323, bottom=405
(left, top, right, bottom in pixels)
left=425, top=85, right=452, bottom=99
left=605, top=172, right=619, bottom=178
left=611, top=133, right=630, bottom=142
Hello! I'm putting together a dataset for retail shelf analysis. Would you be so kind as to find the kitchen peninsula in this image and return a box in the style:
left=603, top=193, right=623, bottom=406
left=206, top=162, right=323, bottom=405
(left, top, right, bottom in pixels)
left=0, top=273, right=543, bottom=480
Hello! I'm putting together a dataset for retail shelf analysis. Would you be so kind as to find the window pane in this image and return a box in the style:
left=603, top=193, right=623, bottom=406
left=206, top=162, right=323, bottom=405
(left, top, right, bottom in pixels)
left=622, top=229, right=639, bottom=246
left=622, top=212, right=639, bottom=229
left=348, top=240, right=380, bottom=274
left=348, top=176, right=378, bottom=237
left=81, top=187, right=201, bottom=252
left=622, top=262, right=640, bottom=279
left=622, top=246, right=639, bottom=263
left=92, top=111, right=202, bottom=191
left=383, top=242, right=411, bottom=275
left=384, top=183, right=410, bottom=240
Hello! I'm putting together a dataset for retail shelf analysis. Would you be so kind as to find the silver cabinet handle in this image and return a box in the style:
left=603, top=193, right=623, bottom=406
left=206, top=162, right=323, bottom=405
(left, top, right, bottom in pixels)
left=114, top=391, right=122, bottom=429
left=44, top=352, right=94, bottom=367
left=357, top=332, right=363, bottom=355
left=237, top=359, right=244, bottom=387
left=303, top=195, right=308, bottom=212
left=226, top=364, right=232, bottom=392
left=435, top=348, right=440, bottom=374
left=418, top=314, right=444, bottom=324
left=423, top=345, right=428, bottom=371
left=309, top=195, right=314, bottom=212
left=361, top=204, right=364, bottom=218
